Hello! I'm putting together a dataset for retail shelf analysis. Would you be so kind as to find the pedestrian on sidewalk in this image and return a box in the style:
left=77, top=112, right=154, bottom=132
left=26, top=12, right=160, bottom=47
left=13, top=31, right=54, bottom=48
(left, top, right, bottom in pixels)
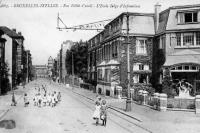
left=92, top=101, right=101, bottom=126
left=11, top=92, right=17, bottom=106
left=38, top=93, right=42, bottom=107
left=51, top=93, right=55, bottom=107
left=24, top=93, right=29, bottom=107
left=100, top=99, right=108, bottom=126
left=57, top=92, right=61, bottom=102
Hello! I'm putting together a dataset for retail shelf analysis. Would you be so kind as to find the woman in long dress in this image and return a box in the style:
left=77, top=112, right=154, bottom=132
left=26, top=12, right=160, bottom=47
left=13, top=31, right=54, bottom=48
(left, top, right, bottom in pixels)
left=93, top=101, right=101, bottom=125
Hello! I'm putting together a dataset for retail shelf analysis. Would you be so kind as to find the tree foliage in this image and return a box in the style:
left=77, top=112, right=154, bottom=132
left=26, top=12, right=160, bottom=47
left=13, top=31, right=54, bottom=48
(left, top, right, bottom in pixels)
left=65, top=40, right=88, bottom=80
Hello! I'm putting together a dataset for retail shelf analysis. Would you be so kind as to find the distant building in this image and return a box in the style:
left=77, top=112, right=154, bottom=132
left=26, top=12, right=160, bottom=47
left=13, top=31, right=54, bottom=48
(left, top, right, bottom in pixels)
left=34, top=65, right=48, bottom=78
left=47, top=56, right=54, bottom=77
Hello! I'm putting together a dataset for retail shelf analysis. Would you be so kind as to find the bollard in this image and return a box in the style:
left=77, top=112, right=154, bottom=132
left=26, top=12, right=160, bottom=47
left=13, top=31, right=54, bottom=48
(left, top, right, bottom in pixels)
left=142, top=90, right=148, bottom=105
left=195, top=95, right=200, bottom=114
left=158, top=93, right=167, bottom=111
left=153, top=93, right=159, bottom=109
left=116, top=86, right=122, bottom=99
left=138, top=90, right=143, bottom=105
left=130, top=88, right=134, bottom=101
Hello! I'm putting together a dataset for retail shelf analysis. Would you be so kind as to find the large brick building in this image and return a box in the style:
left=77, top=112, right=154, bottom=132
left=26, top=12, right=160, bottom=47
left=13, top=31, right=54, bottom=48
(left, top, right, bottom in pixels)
left=88, top=4, right=200, bottom=96
left=88, top=12, right=154, bottom=96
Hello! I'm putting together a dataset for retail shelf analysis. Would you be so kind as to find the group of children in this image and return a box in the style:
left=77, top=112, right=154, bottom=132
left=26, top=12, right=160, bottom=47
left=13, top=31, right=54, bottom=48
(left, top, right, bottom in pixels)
left=33, top=91, right=61, bottom=107
left=23, top=85, right=61, bottom=107
left=92, top=96, right=108, bottom=126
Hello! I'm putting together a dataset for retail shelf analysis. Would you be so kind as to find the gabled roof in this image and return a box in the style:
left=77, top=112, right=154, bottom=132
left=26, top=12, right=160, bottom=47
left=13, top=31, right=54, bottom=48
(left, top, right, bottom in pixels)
left=0, top=26, right=24, bottom=39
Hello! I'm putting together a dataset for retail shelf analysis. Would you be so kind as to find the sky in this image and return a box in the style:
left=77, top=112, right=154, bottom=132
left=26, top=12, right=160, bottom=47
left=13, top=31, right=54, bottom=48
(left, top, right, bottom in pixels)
left=0, top=0, right=199, bottom=65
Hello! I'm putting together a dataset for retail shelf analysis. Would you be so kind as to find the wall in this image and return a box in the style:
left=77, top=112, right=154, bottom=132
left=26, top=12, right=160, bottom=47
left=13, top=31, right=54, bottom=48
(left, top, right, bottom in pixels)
left=3, top=34, right=13, bottom=87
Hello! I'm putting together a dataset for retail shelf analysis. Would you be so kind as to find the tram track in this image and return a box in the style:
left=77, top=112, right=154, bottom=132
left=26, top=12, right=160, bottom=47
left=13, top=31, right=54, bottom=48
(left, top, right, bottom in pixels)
left=59, top=85, right=153, bottom=133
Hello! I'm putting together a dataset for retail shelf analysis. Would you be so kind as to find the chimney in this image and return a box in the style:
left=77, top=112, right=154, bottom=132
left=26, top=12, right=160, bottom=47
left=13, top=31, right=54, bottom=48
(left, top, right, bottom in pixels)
left=12, top=28, right=16, bottom=33
left=18, top=32, right=22, bottom=36
left=154, top=3, right=161, bottom=32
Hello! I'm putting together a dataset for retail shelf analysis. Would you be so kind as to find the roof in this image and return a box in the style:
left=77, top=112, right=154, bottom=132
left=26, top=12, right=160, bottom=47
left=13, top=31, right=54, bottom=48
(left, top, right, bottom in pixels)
left=105, top=12, right=154, bottom=28
left=128, top=15, right=155, bottom=35
left=156, top=10, right=170, bottom=34
left=164, top=50, right=200, bottom=66
left=97, top=61, right=106, bottom=67
left=0, top=26, right=24, bottom=39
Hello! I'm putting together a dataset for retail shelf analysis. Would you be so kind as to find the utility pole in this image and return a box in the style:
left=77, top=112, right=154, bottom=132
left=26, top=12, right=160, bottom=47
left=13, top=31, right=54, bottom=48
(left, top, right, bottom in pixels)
left=126, top=12, right=131, bottom=112
left=26, top=51, right=29, bottom=83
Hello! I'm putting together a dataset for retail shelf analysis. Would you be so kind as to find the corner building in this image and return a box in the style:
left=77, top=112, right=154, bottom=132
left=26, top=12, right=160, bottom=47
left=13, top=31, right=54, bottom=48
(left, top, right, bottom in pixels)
left=88, top=12, right=154, bottom=96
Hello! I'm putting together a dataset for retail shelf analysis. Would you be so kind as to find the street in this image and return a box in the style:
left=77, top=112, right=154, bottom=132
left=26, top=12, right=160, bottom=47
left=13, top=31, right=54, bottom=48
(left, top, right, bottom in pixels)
left=0, top=79, right=149, bottom=133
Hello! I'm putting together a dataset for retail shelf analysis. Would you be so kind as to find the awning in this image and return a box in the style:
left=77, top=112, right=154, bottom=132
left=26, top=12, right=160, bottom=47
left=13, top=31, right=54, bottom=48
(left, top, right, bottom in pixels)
left=164, top=49, right=200, bottom=66
left=107, top=59, right=120, bottom=66
left=97, top=61, right=107, bottom=67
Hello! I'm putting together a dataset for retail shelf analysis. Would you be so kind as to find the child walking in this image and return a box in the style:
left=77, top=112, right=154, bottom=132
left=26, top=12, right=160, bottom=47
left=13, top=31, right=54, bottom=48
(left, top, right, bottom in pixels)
left=92, top=101, right=101, bottom=126
left=24, top=93, right=29, bottom=107
left=100, top=99, right=108, bottom=126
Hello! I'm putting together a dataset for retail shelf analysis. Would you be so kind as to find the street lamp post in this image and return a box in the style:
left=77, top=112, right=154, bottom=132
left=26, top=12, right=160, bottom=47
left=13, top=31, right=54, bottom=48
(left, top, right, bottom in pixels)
left=26, top=51, right=29, bottom=83
left=72, top=51, right=74, bottom=90
left=125, top=12, right=132, bottom=112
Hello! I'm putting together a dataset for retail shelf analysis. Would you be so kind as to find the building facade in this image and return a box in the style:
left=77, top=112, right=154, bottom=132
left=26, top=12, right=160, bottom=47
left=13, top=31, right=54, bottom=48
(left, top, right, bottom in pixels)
left=88, top=12, right=154, bottom=96
left=0, top=27, right=24, bottom=88
left=34, top=65, right=48, bottom=78
left=88, top=3, right=200, bottom=97
left=0, top=30, right=6, bottom=94
left=153, top=4, right=200, bottom=94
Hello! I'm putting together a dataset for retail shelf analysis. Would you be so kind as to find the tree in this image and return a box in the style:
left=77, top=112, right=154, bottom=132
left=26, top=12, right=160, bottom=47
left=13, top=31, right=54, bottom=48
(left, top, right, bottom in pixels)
left=162, top=68, right=176, bottom=98
left=65, top=40, right=88, bottom=80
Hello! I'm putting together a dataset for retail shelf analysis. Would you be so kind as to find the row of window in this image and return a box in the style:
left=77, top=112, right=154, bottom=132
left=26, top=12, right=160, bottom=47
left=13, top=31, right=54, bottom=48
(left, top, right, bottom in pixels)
left=133, top=63, right=149, bottom=71
left=171, top=65, right=199, bottom=71
left=88, top=38, right=149, bottom=68
left=97, top=69, right=111, bottom=82
left=98, top=69, right=149, bottom=84
left=176, top=32, right=200, bottom=47
left=97, top=63, right=149, bottom=83
left=159, top=32, right=200, bottom=49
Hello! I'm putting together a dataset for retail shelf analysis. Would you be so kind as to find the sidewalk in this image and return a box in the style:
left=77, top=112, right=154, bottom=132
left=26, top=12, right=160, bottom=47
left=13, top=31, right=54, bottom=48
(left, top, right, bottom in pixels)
left=0, top=82, right=34, bottom=120
left=67, top=85, right=200, bottom=133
